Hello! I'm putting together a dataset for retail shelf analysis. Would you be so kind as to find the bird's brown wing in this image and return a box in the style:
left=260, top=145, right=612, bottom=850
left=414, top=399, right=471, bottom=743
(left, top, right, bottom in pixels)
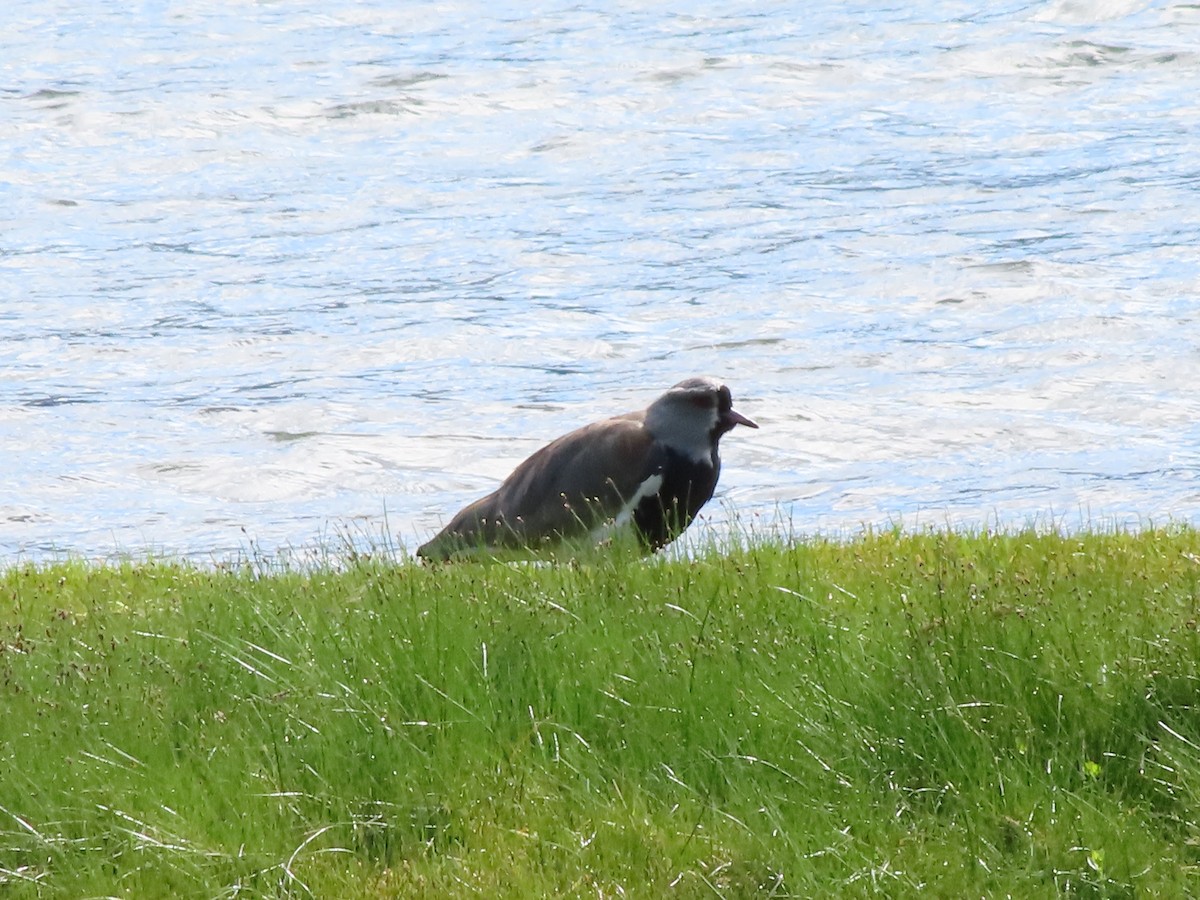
left=418, top=412, right=663, bottom=559
left=492, top=413, right=662, bottom=537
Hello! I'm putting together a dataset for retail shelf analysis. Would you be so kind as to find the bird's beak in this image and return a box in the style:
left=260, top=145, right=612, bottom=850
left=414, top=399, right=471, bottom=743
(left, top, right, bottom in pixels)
left=723, top=408, right=758, bottom=430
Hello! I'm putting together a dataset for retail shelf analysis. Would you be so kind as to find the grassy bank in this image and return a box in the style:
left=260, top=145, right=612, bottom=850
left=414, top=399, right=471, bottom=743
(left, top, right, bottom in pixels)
left=2, top=528, right=1199, bottom=897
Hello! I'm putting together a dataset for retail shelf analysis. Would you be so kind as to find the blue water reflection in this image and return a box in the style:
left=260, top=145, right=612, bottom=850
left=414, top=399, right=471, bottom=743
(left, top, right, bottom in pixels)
left=2, top=1, right=1197, bottom=562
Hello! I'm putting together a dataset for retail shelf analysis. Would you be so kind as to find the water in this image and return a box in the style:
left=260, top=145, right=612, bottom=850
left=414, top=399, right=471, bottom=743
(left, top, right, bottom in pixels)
left=3, top=1, right=1199, bottom=563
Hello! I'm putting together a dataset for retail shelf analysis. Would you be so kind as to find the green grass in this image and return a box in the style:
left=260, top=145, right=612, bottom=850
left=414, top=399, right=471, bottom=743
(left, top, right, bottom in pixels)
left=2, top=528, right=1199, bottom=897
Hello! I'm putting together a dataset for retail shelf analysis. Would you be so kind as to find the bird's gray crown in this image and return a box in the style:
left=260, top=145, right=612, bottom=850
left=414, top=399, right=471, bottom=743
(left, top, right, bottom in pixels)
left=643, top=376, right=727, bottom=463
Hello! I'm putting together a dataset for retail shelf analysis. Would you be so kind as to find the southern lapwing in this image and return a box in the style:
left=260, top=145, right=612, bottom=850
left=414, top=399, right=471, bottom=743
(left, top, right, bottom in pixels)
left=417, top=377, right=758, bottom=560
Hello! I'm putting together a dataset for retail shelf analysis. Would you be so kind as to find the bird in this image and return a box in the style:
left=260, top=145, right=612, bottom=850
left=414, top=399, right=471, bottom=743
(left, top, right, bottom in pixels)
left=417, top=377, right=758, bottom=560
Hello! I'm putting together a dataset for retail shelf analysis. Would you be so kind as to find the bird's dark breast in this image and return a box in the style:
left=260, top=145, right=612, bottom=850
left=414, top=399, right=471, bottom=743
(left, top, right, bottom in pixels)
left=632, top=447, right=720, bottom=550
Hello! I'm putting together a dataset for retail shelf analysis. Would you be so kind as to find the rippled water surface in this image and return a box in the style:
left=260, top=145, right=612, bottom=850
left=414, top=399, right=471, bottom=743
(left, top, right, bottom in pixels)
left=3, top=1, right=1199, bottom=562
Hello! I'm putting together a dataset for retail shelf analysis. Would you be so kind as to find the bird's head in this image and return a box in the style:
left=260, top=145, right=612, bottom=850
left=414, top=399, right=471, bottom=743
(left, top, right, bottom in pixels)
left=645, top=377, right=758, bottom=461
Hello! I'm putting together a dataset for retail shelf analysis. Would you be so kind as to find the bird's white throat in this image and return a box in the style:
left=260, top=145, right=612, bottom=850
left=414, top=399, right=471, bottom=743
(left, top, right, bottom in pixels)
left=644, top=398, right=720, bottom=465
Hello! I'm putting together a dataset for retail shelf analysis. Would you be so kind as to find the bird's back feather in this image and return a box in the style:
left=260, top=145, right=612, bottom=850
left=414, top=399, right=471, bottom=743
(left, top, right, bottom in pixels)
left=418, top=412, right=667, bottom=559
